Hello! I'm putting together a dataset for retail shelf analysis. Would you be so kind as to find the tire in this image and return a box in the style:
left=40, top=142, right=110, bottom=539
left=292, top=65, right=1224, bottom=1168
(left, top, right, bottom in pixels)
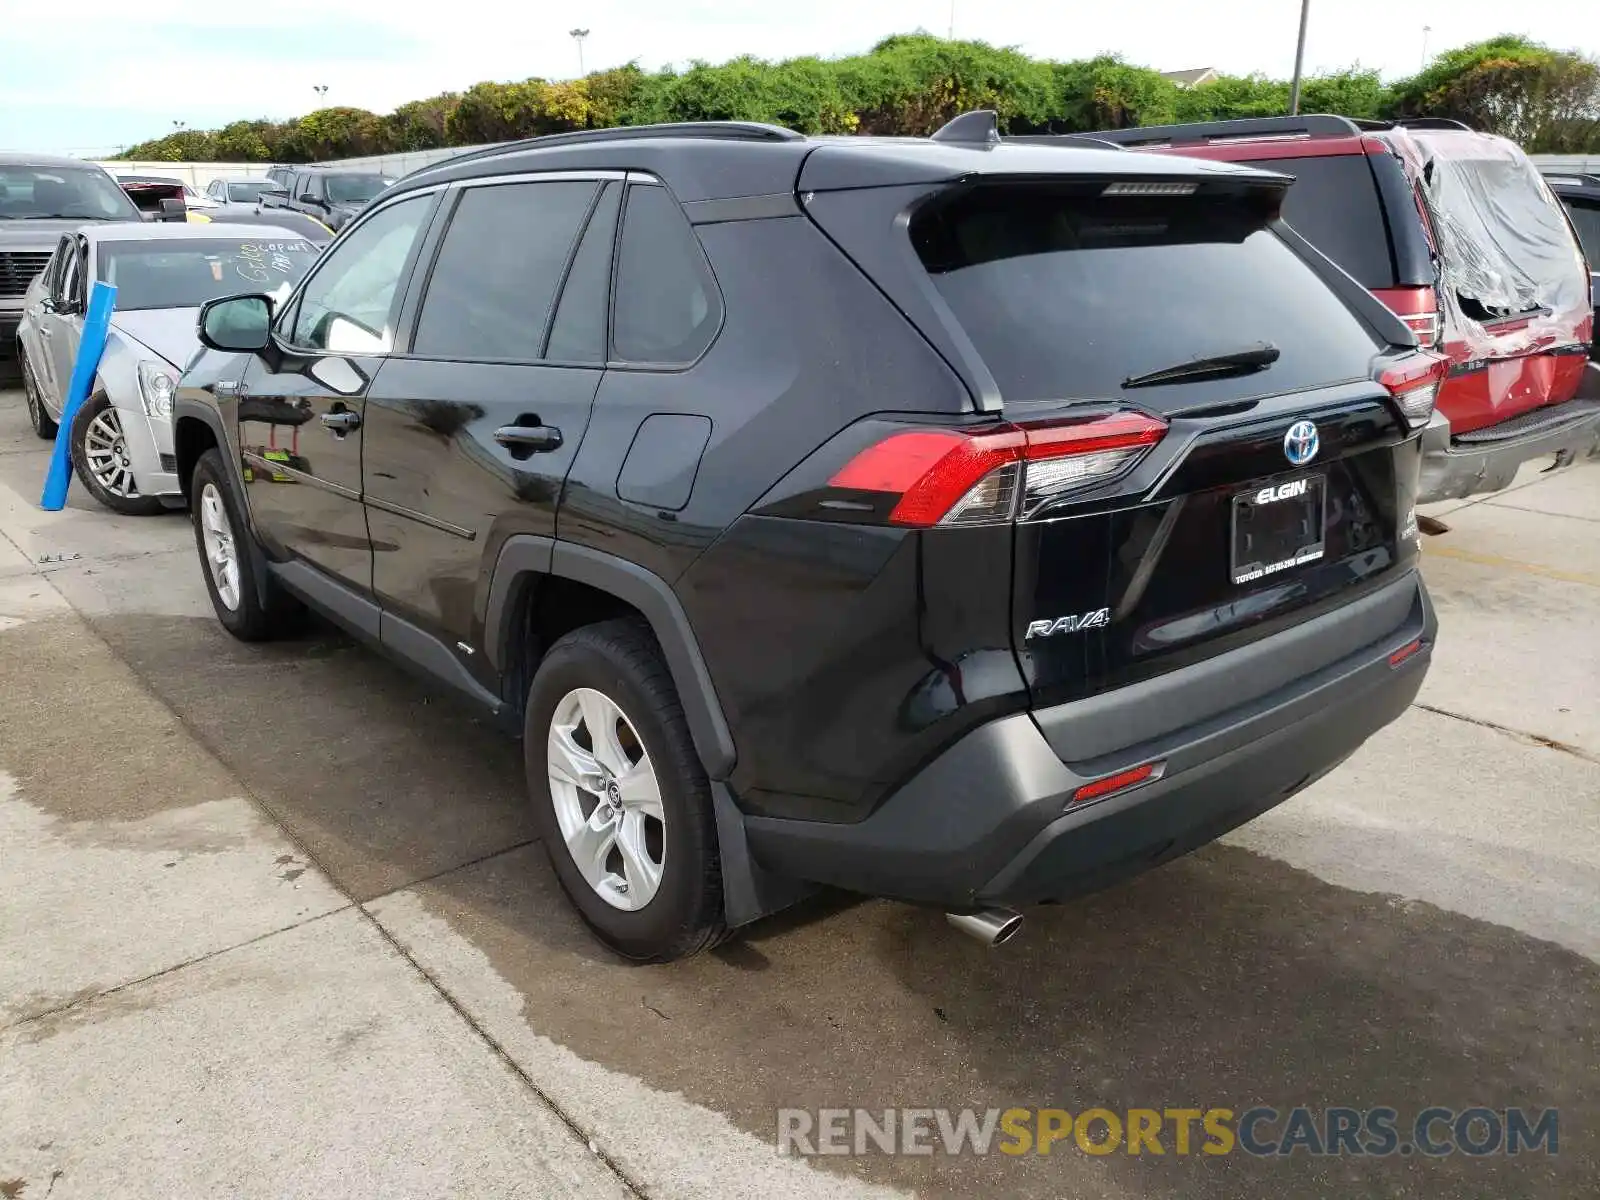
left=69, top=393, right=165, bottom=515
left=19, top=351, right=57, bottom=440
left=526, top=619, right=727, bottom=962
left=190, top=448, right=301, bottom=641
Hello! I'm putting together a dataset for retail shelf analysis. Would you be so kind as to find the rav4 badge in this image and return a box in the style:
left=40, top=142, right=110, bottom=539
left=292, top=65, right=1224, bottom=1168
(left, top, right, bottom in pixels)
left=1026, top=608, right=1111, bottom=639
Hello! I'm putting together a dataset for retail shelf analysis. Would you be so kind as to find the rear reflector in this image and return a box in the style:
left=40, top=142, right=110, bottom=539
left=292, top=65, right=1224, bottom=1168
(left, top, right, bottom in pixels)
left=1072, top=761, right=1164, bottom=805
left=1388, top=638, right=1424, bottom=668
left=1377, top=351, right=1450, bottom=430
left=829, top=411, right=1167, bottom=527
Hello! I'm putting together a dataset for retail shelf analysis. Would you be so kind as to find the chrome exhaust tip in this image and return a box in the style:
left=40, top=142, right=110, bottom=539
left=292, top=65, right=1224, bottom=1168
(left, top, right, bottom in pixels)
left=946, top=907, right=1024, bottom=947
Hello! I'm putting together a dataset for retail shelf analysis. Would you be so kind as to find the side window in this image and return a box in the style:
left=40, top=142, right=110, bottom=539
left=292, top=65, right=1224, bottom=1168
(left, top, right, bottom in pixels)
left=293, top=173, right=310, bottom=202
left=1564, top=198, right=1600, bottom=267
left=546, top=182, right=622, bottom=364
left=57, top=241, right=84, bottom=309
left=306, top=175, right=324, bottom=201
left=287, top=194, right=432, bottom=354
left=611, top=184, right=722, bottom=364
left=411, top=180, right=597, bottom=361
left=45, top=236, right=72, bottom=300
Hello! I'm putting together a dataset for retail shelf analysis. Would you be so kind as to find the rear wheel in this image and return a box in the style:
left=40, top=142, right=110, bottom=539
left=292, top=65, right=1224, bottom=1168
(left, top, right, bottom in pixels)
left=190, top=448, right=301, bottom=641
left=525, top=620, right=726, bottom=961
left=70, top=394, right=164, bottom=515
left=20, top=351, right=57, bottom=440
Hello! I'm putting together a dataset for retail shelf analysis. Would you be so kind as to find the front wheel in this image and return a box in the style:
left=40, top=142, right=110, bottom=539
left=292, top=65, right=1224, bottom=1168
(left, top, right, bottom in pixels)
left=190, top=448, right=301, bottom=641
left=525, top=620, right=727, bottom=961
left=70, top=394, right=164, bottom=515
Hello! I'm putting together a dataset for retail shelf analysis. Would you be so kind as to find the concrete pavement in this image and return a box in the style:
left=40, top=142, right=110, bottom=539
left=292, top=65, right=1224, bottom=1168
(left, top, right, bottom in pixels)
left=1, top=389, right=1596, bottom=1198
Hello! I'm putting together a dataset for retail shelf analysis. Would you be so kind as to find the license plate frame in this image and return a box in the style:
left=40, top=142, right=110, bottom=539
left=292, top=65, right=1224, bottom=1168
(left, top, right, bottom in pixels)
left=1231, top=474, right=1327, bottom=585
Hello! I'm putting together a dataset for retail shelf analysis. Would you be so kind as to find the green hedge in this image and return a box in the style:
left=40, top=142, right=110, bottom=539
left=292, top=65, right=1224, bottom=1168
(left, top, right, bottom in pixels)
left=119, top=33, right=1600, bottom=161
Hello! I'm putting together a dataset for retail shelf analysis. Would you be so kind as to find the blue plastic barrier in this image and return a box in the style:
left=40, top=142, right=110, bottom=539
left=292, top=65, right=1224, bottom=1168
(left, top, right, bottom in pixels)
left=40, top=281, right=118, bottom=511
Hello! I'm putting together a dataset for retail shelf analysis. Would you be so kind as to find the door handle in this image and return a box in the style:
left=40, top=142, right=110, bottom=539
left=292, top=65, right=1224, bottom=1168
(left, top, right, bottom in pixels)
left=493, top=424, right=563, bottom=453
left=321, top=410, right=361, bottom=432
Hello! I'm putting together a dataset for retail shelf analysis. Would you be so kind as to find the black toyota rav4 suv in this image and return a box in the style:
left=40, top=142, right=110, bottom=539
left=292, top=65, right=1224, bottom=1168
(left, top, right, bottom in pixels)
left=173, top=113, right=1439, bottom=960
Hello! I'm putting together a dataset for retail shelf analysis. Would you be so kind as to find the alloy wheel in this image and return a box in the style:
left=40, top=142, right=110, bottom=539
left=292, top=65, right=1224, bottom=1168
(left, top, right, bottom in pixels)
left=83, top=407, right=140, bottom=498
left=198, top=482, right=242, bottom=611
left=546, top=687, right=666, bottom=912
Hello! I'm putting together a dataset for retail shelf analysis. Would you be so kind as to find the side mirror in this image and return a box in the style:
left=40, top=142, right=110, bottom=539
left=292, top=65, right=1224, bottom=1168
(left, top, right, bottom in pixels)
left=299, top=193, right=320, bottom=205
left=158, top=197, right=188, bottom=222
left=260, top=187, right=288, bottom=204
left=198, top=294, right=274, bottom=353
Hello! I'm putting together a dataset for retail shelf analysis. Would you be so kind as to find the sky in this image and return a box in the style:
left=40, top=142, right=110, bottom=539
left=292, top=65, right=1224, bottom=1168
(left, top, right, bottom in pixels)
left=0, top=0, right=1594, bottom=155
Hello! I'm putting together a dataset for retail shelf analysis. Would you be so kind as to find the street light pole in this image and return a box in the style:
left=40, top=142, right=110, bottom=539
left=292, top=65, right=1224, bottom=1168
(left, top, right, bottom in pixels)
left=1287, top=0, right=1311, bottom=115
left=948, top=0, right=955, bottom=39
left=1420, top=25, right=1432, bottom=69
left=312, top=84, right=329, bottom=106
left=569, top=29, right=590, bottom=77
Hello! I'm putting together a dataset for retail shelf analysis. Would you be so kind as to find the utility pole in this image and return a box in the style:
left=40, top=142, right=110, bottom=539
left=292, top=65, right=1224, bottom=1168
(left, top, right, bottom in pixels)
left=1287, top=0, right=1311, bottom=115
left=570, top=29, right=590, bottom=77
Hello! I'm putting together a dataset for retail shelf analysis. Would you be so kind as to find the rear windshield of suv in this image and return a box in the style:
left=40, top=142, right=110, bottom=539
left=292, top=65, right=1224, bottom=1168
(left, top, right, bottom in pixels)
left=1238, top=155, right=1394, bottom=288
left=912, top=184, right=1384, bottom=409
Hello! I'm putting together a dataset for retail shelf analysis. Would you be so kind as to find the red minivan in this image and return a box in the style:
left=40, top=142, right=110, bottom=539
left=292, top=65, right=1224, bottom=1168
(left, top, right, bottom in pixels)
left=1084, top=115, right=1599, bottom=502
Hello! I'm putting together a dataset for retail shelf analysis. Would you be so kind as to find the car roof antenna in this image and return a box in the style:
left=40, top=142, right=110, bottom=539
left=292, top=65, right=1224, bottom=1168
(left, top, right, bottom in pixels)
left=931, top=110, right=1001, bottom=146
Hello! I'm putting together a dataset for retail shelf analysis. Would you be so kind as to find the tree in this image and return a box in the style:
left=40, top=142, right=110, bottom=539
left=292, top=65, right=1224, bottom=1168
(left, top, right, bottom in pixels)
left=1389, top=36, right=1600, bottom=151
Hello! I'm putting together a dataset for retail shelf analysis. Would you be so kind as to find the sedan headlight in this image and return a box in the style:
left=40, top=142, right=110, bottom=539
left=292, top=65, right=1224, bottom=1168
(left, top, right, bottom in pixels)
left=137, top=360, right=177, bottom=418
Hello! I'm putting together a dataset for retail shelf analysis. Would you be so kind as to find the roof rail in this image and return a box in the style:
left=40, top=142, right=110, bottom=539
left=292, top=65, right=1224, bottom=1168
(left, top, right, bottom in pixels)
left=407, top=119, right=806, bottom=177
left=1391, top=117, right=1474, bottom=132
left=931, top=110, right=1000, bottom=145
left=1006, top=133, right=1128, bottom=151
left=1087, top=114, right=1367, bottom=147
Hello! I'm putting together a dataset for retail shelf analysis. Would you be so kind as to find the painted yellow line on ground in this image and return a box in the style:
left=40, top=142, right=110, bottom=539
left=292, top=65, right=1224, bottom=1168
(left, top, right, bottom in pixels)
left=1426, top=542, right=1600, bottom=589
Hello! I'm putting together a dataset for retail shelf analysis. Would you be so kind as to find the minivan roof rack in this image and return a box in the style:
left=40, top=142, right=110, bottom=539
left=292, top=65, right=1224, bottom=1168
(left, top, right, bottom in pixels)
left=410, top=119, right=806, bottom=176
left=1086, top=114, right=1368, bottom=147
left=1389, top=117, right=1474, bottom=132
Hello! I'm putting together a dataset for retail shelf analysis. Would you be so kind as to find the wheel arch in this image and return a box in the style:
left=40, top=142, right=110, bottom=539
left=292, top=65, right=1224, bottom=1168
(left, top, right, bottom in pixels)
left=484, top=536, right=737, bottom=782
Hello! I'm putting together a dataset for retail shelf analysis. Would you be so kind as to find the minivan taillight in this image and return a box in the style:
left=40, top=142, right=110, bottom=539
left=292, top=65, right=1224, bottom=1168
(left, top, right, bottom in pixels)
left=829, top=411, right=1168, bottom=527
left=1378, top=351, right=1450, bottom=429
left=1377, top=285, right=1441, bottom=348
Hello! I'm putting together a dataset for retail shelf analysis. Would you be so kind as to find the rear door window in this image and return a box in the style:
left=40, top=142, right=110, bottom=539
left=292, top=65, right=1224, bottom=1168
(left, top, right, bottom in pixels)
left=1238, top=155, right=1395, bottom=288
left=545, top=182, right=621, bottom=364
left=912, top=184, right=1384, bottom=409
left=411, top=180, right=597, bottom=361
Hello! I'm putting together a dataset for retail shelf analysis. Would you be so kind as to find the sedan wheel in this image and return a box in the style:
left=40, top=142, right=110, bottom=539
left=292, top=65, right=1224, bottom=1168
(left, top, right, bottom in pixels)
left=546, top=686, right=666, bottom=912
left=198, top=482, right=242, bottom=611
left=82, top=407, right=140, bottom=499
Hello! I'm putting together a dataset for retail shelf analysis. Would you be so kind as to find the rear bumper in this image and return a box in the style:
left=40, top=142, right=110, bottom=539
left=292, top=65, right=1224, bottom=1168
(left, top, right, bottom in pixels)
left=1419, top=364, right=1600, bottom=503
left=744, top=570, right=1434, bottom=910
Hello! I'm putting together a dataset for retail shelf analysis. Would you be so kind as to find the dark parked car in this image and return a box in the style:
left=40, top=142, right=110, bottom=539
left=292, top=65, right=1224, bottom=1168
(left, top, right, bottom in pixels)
left=1081, top=116, right=1599, bottom=501
left=1544, top=171, right=1600, bottom=358
left=258, top=166, right=393, bottom=232
left=1, top=152, right=143, bottom=379
left=173, top=112, right=1438, bottom=960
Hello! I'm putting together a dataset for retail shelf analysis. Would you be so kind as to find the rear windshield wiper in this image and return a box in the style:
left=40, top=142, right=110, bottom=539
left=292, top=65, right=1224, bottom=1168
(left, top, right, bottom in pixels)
left=1123, top=343, right=1280, bottom=389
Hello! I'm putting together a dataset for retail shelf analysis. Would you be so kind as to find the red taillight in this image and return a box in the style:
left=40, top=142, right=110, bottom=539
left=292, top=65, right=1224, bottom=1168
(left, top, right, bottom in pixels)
left=1378, top=351, right=1450, bottom=430
left=1071, top=760, right=1164, bottom=805
left=1376, top=285, right=1441, bottom=348
left=828, top=411, right=1167, bottom=527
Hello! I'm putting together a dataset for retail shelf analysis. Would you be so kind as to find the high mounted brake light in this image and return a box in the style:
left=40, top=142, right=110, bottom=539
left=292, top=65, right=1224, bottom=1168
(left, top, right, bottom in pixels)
left=829, top=412, right=1168, bottom=527
left=1377, top=351, right=1450, bottom=430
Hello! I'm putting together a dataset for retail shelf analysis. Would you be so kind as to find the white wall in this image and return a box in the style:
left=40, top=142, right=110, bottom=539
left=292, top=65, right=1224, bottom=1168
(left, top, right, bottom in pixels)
left=91, top=161, right=277, bottom=191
